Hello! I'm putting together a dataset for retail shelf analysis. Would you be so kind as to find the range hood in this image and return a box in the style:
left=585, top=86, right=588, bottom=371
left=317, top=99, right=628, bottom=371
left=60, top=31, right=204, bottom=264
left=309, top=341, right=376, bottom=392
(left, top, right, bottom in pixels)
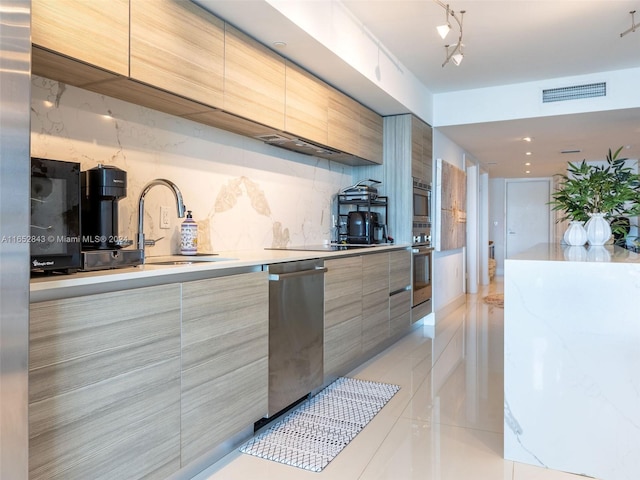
left=255, top=133, right=374, bottom=166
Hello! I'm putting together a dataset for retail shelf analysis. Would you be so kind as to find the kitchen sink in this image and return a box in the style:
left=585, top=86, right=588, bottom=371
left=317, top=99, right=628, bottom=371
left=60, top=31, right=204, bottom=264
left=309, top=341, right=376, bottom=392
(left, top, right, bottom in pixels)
left=145, top=255, right=237, bottom=265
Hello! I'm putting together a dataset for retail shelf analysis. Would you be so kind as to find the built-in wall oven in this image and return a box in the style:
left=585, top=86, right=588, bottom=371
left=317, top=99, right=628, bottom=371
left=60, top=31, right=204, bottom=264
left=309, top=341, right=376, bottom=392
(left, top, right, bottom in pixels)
left=412, top=245, right=433, bottom=307
left=412, top=177, right=431, bottom=245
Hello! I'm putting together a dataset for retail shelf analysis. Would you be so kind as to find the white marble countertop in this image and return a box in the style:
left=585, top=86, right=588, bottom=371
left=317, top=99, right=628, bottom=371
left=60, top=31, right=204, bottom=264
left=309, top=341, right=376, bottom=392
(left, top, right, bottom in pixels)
left=30, top=243, right=410, bottom=302
left=507, top=243, right=640, bottom=263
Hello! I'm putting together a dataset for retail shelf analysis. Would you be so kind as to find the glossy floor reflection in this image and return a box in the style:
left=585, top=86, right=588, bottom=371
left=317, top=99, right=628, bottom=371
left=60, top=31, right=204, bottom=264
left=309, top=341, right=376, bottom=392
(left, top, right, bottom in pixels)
left=193, top=277, right=588, bottom=480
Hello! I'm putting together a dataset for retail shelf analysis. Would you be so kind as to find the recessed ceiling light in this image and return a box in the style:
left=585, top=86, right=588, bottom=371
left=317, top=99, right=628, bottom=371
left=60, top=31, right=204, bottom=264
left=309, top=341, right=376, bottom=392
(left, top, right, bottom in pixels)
left=522, top=137, right=533, bottom=142
left=525, top=152, right=532, bottom=156
left=525, top=162, right=531, bottom=166
left=525, top=170, right=531, bottom=174
left=273, top=41, right=287, bottom=49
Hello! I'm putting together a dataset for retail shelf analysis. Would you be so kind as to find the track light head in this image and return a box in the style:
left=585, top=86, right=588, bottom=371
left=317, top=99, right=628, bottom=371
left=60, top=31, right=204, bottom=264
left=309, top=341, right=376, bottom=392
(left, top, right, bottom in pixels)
left=452, top=52, right=464, bottom=66
left=437, top=23, right=451, bottom=39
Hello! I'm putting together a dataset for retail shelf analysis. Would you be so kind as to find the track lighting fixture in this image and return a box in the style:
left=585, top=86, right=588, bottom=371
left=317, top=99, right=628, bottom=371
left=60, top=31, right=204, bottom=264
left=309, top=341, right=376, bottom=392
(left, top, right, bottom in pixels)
left=620, top=10, right=637, bottom=37
left=433, top=1, right=465, bottom=67
left=437, top=4, right=452, bottom=39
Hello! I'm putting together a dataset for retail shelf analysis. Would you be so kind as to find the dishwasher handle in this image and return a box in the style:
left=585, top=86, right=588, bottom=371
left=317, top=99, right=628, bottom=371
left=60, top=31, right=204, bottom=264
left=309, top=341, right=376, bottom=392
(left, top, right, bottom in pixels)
left=268, top=266, right=327, bottom=281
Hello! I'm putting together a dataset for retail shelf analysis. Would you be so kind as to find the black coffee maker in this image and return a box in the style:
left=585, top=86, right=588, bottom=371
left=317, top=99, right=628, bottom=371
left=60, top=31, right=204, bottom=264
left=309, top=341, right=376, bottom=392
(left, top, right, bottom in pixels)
left=80, top=165, right=143, bottom=270
left=81, top=164, right=127, bottom=250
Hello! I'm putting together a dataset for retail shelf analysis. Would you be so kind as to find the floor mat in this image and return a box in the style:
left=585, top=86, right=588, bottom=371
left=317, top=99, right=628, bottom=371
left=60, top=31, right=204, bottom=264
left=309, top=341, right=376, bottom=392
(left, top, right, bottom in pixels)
left=239, top=377, right=400, bottom=472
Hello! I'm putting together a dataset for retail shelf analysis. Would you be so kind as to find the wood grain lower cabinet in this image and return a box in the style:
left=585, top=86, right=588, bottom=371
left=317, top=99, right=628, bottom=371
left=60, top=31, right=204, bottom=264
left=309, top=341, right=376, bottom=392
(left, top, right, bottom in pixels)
left=29, top=284, right=182, bottom=480
left=390, top=289, right=412, bottom=338
left=180, top=272, right=268, bottom=465
left=32, top=0, right=129, bottom=76
left=362, top=253, right=390, bottom=353
left=324, top=256, right=363, bottom=380
left=389, top=249, right=412, bottom=338
left=130, top=0, right=224, bottom=108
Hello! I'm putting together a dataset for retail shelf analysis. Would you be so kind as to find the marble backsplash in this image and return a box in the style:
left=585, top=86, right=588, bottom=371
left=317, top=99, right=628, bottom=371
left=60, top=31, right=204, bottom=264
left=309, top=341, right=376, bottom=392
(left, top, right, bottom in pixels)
left=30, top=76, right=355, bottom=255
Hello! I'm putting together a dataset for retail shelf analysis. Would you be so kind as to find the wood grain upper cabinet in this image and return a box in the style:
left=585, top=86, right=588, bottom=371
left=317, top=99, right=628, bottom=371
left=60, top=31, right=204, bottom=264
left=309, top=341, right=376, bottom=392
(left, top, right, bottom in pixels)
left=32, top=0, right=129, bottom=76
left=130, top=0, right=224, bottom=108
left=285, top=61, right=329, bottom=145
left=359, top=106, right=384, bottom=164
left=328, top=86, right=383, bottom=164
left=328, top=89, right=360, bottom=156
left=181, top=272, right=269, bottom=465
left=411, top=116, right=433, bottom=182
left=224, top=24, right=286, bottom=130
left=29, top=284, right=182, bottom=480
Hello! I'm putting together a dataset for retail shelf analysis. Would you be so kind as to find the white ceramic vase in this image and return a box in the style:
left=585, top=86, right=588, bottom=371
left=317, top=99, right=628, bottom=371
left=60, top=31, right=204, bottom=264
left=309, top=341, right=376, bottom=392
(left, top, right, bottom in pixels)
left=563, top=221, right=587, bottom=246
left=585, top=213, right=612, bottom=246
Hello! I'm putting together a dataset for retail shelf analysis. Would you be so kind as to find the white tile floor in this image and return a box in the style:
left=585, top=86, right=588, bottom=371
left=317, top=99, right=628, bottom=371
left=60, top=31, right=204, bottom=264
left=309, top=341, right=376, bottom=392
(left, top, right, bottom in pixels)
left=192, top=278, right=591, bottom=480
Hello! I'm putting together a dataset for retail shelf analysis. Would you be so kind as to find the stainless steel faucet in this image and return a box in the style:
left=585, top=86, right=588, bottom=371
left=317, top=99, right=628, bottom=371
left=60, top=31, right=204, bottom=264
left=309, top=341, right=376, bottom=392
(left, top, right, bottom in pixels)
left=137, top=179, right=186, bottom=260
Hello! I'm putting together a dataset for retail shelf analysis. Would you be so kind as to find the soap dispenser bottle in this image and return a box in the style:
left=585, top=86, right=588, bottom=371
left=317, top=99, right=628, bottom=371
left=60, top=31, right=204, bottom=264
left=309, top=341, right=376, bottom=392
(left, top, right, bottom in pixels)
left=180, top=210, right=197, bottom=255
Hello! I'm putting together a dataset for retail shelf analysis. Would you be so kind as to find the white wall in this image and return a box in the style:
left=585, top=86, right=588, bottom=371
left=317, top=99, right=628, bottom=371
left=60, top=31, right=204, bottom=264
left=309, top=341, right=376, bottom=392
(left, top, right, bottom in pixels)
left=31, top=77, right=354, bottom=256
left=432, top=129, right=467, bottom=316
left=489, top=178, right=506, bottom=276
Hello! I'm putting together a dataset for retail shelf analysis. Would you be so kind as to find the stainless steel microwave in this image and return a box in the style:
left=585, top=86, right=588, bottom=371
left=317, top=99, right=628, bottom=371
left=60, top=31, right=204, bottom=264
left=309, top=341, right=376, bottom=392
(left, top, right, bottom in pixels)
left=30, top=157, right=82, bottom=274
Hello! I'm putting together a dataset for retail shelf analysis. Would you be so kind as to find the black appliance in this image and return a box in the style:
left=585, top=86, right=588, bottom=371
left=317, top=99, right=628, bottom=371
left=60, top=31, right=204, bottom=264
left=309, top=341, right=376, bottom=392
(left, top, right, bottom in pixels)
left=81, top=164, right=127, bottom=250
left=347, top=211, right=381, bottom=244
left=80, top=164, right=143, bottom=270
left=30, top=157, right=82, bottom=274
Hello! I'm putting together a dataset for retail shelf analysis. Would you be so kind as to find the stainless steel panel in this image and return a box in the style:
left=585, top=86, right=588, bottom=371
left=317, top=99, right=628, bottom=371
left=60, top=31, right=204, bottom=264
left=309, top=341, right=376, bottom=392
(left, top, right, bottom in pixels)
left=0, top=1, right=31, bottom=478
left=267, top=260, right=324, bottom=416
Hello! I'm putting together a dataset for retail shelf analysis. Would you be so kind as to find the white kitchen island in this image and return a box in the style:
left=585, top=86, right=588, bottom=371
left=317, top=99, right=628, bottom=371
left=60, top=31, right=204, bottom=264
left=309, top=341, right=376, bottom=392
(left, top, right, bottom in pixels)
left=504, top=243, right=640, bottom=480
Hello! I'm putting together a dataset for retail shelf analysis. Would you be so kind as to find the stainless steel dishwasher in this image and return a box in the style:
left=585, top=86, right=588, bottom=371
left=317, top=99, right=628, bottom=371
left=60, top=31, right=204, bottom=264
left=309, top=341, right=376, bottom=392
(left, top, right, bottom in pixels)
left=267, top=259, right=326, bottom=417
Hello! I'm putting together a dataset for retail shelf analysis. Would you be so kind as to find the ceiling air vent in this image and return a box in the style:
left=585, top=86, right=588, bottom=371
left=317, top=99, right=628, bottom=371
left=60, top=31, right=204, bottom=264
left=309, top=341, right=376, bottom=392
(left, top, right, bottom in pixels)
left=542, top=82, right=606, bottom=103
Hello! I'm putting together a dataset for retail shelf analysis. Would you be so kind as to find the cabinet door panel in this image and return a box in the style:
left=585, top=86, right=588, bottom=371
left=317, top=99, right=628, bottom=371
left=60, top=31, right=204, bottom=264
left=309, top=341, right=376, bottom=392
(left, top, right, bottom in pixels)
left=224, top=24, right=286, bottom=130
left=328, top=90, right=360, bottom=156
left=29, top=284, right=181, bottom=480
left=324, top=257, right=363, bottom=379
left=389, top=249, right=411, bottom=293
left=131, top=0, right=224, bottom=108
left=181, top=272, right=268, bottom=465
left=32, top=0, right=129, bottom=76
left=362, top=253, right=390, bottom=352
left=390, top=289, right=412, bottom=338
left=359, top=106, right=384, bottom=164
left=285, top=61, right=329, bottom=144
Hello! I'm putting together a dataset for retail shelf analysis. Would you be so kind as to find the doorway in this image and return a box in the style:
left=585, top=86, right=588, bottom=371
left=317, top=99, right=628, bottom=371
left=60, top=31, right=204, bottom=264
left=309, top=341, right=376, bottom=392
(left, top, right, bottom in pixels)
left=505, top=178, right=553, bottom=258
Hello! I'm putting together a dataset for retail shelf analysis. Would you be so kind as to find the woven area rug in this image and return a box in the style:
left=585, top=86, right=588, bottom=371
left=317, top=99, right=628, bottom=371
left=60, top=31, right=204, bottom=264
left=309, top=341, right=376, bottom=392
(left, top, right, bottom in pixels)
left=483, top=293, right=504, bottom=308
left=240, top=377, right=400, bottom=472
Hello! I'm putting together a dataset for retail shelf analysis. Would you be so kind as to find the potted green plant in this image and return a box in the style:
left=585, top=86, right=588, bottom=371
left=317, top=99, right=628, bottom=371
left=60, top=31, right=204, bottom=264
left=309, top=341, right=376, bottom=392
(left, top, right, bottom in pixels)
left=549, top=147, right=640, bottom=246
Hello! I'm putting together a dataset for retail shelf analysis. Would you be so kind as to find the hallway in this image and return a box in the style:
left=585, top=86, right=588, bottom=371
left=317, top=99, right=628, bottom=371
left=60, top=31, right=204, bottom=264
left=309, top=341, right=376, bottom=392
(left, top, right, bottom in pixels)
left=194, top=278, right=588, bottom=480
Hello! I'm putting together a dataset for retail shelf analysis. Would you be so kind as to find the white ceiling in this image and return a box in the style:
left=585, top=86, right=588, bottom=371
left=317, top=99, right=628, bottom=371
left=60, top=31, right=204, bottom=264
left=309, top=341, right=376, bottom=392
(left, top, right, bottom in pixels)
left=194, top=0, right=640, bottom=178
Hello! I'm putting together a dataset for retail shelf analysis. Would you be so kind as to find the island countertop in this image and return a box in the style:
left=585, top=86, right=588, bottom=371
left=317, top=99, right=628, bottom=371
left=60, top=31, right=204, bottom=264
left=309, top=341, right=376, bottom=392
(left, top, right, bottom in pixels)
left=507, top=242, right=640, bottom=263
left=30, top=243, right=410, bottom=302
left=504, top=242, right=640, bottom=480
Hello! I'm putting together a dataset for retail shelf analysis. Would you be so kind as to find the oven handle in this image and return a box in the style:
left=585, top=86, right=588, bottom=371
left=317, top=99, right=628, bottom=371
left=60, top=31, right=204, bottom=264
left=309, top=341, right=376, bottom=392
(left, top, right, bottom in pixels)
left=412, top=247, right=433, bottom=254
